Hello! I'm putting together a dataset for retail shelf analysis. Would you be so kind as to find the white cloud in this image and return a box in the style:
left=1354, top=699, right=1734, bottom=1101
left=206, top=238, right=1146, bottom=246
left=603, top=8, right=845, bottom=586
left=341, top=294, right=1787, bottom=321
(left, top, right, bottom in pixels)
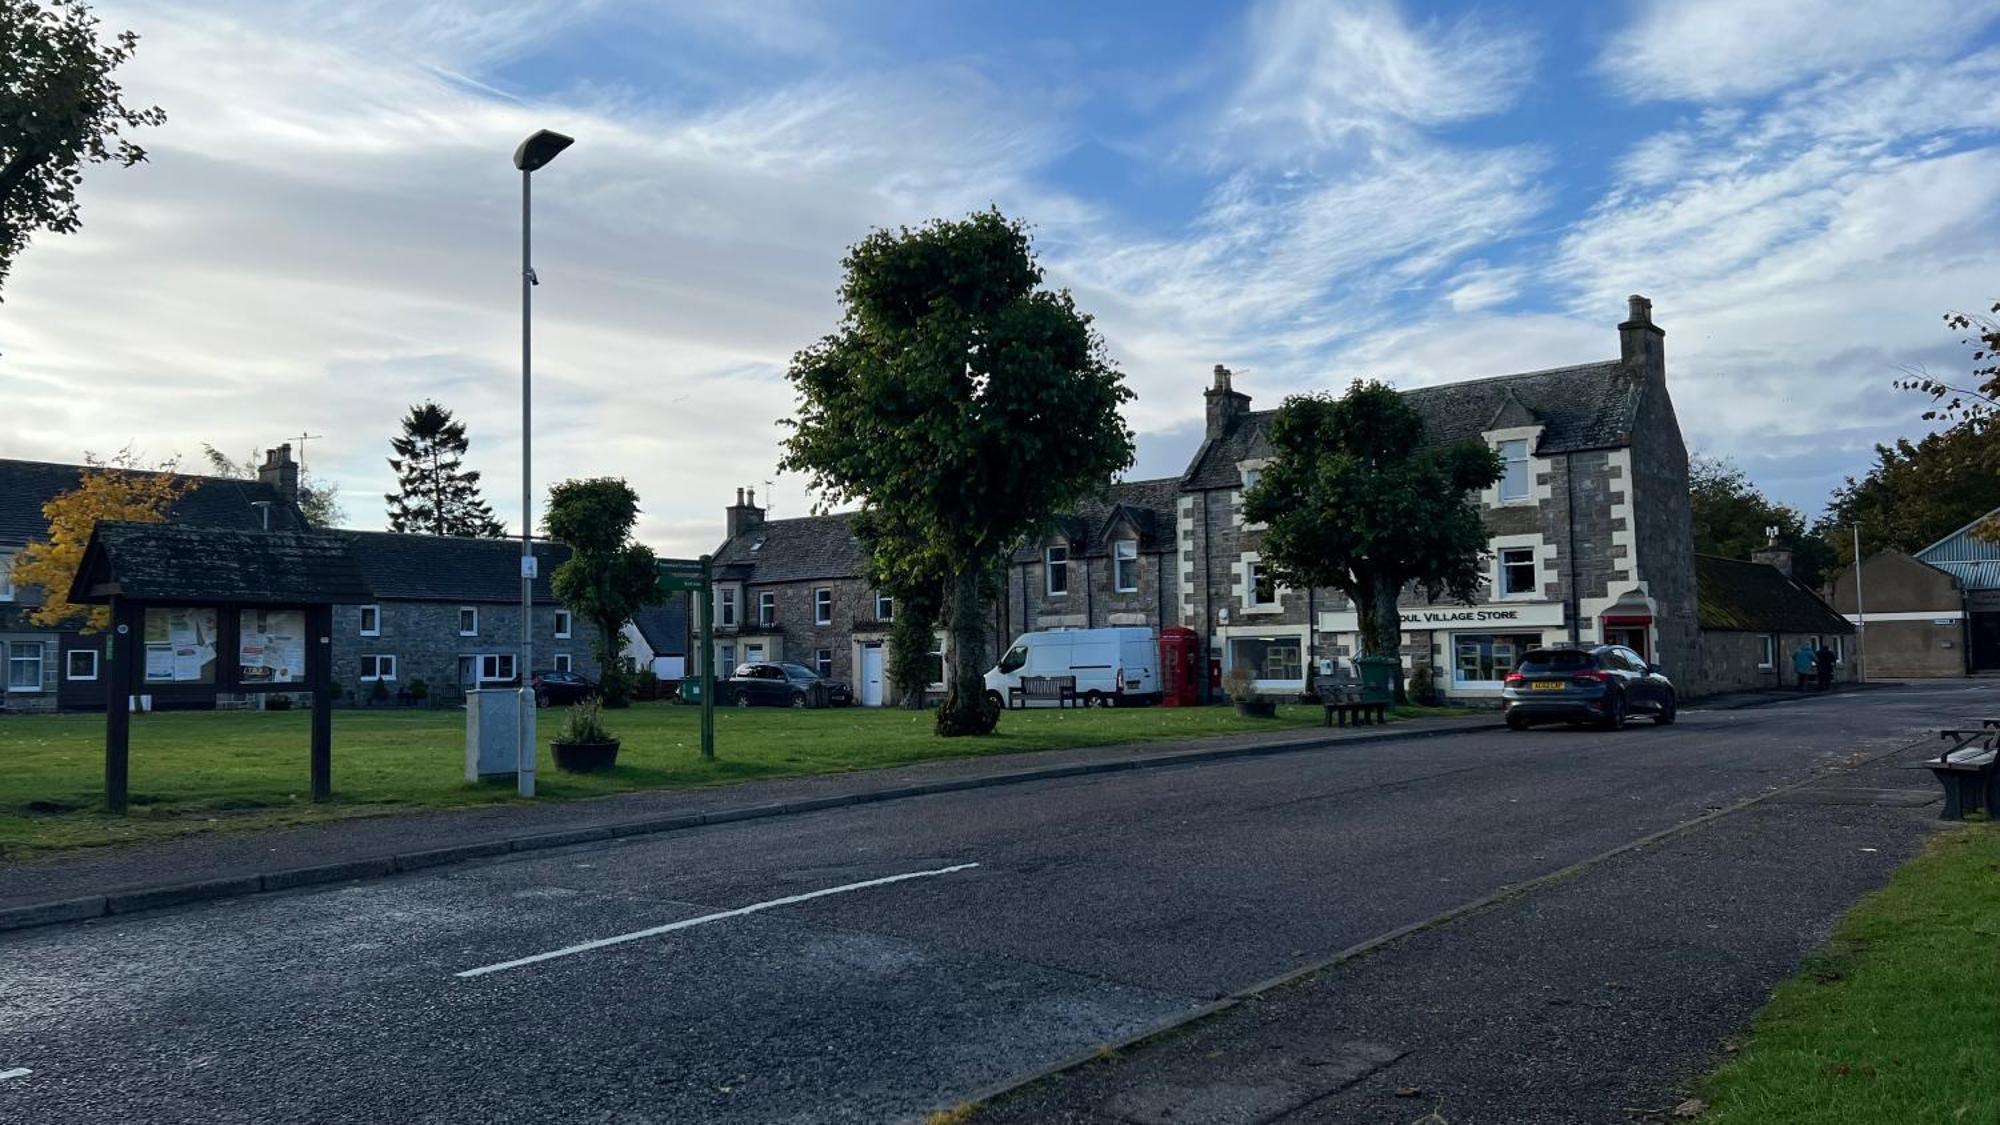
left=1601, top=0, right=2000, bottom=102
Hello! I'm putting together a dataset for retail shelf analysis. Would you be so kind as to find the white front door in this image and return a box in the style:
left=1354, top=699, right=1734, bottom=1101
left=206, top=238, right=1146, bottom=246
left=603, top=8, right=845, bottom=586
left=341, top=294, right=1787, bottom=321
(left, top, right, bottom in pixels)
left=860, top=645, right=884, bottom=706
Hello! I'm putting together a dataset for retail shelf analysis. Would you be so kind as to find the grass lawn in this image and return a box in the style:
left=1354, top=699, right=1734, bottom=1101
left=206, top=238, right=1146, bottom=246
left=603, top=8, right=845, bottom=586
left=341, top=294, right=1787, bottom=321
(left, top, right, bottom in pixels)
left=1699, top=823, right=2000, bottom=1124
left=0, top=700, right=1456, bottom=858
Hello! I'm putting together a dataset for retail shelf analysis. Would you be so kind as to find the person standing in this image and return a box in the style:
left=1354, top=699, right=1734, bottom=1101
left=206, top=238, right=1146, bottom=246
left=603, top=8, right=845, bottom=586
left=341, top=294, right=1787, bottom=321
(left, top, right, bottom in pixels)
left=1792, top=640, right=1816, bottom=691
left=1816, top=642, right=1836, bottom=691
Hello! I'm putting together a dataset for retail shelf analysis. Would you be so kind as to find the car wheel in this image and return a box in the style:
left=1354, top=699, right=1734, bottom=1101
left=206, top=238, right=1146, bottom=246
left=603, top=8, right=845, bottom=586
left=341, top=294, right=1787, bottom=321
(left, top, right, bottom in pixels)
left=735, top=693, right=753, bottom=709
left=985, top=690, right=1003, bottom=711
left=1597, top=692, right=1627, bottom=731
left=1653, top=692, right=1677, bottom=725
left=1505, top=712, right=1527, bottom=731
left=790, top=691, right=807, bottom=709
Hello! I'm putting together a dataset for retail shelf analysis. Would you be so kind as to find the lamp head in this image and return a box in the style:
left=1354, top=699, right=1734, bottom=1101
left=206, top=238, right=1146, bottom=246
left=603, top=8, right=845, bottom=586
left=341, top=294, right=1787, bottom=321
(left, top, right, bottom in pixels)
left=513, top=129, right=574, bottom=172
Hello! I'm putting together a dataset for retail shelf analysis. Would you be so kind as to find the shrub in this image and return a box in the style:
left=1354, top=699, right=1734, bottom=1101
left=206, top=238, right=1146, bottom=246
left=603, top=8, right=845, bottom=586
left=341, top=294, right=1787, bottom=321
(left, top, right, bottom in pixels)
left=368, top=679, right=390, bottom=702
left=408, top=677, right=430, bottom=701
left=555, top=697, right=614, bottom=744
left=597, top=666, right=633, bottom=709
left=1223, top=664, right=1259, bottom=703
left=1407, top=662, right=1435, bottom=705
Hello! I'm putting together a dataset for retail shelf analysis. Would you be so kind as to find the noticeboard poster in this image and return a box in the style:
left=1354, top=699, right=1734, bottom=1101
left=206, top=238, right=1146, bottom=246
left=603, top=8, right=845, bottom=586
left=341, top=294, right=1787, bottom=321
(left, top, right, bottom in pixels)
left=143, top=607, right=219, bottom=684
left=239, top=609, right=306, bottom=685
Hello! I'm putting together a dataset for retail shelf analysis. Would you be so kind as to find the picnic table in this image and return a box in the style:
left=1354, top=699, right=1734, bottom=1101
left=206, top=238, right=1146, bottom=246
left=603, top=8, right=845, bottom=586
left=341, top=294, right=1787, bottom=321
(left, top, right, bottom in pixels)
left=1916, top=720, right=2000, bottom=820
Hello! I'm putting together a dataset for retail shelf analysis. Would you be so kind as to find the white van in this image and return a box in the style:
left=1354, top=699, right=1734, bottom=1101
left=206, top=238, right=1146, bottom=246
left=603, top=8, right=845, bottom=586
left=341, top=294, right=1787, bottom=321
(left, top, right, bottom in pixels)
left=984, top=627, right=1160, bottom=707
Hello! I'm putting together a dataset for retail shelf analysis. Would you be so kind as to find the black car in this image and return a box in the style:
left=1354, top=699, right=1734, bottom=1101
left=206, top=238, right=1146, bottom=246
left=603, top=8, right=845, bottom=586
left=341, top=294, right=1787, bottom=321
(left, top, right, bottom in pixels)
left=530, top=669, right=598, bottom=708
left=727, top=662, right=853, bottom=708
left=1500, top=644, right=1677, bottom=730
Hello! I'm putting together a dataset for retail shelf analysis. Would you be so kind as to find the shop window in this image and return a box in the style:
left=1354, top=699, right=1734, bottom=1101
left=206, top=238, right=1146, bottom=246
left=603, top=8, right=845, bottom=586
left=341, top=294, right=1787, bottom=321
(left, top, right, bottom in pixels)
left=1498, top=440, right=1530, bottom=501
left=1113, top=540, right=1139, bottom=592
left=1229, top=636, right=1303, bottom=683
left=1452, top=633, right=1541, bottom=684
left=1498, top=548, right=1537, bottom=596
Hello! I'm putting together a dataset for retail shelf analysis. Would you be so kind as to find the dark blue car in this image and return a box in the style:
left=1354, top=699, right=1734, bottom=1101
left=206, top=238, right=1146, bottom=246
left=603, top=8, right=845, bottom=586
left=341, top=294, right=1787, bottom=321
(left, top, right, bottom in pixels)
left=1500, top=644, right=1677, bottom=731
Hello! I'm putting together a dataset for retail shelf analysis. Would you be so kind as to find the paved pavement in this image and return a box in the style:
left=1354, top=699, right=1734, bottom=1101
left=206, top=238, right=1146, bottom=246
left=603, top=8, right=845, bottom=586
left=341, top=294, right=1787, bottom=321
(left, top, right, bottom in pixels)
left=0, top=682, right=1981, bottom=1123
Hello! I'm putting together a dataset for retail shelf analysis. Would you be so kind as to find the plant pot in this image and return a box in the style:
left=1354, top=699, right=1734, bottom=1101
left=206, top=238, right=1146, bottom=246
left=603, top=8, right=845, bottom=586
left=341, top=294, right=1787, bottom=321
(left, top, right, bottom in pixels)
left=1234, top=699, right=1277, bottom=718
left=552, top=739, right=620, bottom=773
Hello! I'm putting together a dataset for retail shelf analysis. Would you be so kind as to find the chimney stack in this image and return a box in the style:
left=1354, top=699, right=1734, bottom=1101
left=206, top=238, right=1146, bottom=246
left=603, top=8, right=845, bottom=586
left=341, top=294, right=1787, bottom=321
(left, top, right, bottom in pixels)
left=1618, top=294, right=1665, bottom=378
left=1752, top=545, right=1795, bottom=579
left=1204, top=364, right=1251, bottom=441
left=258, top=444, right=300, bottom=503
left=726, top=485, right=766, bottom=540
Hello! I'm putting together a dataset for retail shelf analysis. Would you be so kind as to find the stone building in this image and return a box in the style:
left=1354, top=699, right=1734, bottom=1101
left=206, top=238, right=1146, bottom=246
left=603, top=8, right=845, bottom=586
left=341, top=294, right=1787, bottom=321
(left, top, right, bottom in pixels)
left=1824, top=510, right=2000, bottom=678
left=1689, top=550, right=1854, bottom=694
left=1008, top=478, right=1181, bottom=636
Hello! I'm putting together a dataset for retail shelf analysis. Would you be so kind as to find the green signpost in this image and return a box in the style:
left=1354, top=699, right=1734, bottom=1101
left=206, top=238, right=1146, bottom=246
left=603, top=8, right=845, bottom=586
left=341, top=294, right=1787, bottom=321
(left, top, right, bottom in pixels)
left=656, top=555, right=715, bottom=761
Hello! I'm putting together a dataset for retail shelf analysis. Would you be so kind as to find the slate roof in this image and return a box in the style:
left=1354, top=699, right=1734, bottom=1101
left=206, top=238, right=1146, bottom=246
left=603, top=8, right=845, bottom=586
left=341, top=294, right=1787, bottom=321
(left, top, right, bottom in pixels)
left=1182, top=360, right=1643, bottom=490
left=630, top=600, right=688, bottom=656
left=340, top=530, right=572, bottom=603
left=70, top=523, right=372, bottom=606
left=1695, top=554, right=1854, bottom=635
left=1015, top=477, right=1183, bottom=561
left=0, top=458, right=311, bottom=544
left=714, top=512, right=867, bottom=584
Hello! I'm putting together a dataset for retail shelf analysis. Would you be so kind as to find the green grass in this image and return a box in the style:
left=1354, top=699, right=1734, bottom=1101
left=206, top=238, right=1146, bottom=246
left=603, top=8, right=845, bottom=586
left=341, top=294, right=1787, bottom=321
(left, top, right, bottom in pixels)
left=1699, top=823, right=2000, bottom=1124
left=0, top=700, right=1456, bottom=857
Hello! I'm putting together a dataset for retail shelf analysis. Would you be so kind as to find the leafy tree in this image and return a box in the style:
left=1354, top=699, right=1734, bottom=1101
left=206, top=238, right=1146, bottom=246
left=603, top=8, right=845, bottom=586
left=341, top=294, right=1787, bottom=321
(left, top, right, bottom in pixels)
left=14, top=456, right=188, bottom=630
left=385, top=401, right=505, bottom=538
left=201, top=444, right=346, bottom=528
left=1242, top=381, right=1501, bottom=697
left=1, top=0, right=164, bottom=298
left=1888, top=299, right=2000, bottom=543
left=781, top=210, right=1135, bottom=736
left=544, top=478, right=659, bottom=709
left=1687, top=454, right=1833, bottom=588
left=1817, top=422, right=2000, bottom=564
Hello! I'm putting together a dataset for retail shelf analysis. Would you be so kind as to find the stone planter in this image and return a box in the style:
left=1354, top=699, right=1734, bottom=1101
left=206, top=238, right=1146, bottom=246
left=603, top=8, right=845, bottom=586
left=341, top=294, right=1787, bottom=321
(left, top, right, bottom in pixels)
left=1233, top=699, right=1278, bottom=719
left=552, top=739, right=620, bottom=773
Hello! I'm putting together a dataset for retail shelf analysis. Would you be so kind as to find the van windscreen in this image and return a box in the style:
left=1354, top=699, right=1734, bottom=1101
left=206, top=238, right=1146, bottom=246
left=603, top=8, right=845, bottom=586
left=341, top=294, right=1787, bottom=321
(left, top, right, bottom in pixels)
left=1516, top=649, right=1594, bottom=675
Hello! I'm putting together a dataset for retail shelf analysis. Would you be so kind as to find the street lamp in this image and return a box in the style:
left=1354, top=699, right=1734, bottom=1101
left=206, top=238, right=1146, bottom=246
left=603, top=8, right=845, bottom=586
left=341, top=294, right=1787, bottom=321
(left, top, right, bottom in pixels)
left=513, top=128, right=572, bottom=799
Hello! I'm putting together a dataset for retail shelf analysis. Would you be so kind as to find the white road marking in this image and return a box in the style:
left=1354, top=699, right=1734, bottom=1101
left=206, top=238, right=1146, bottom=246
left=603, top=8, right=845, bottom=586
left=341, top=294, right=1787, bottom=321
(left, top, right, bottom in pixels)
left=455, top=862, right=981, bottom=979
left=0, top=1068, right=31, bottom=1082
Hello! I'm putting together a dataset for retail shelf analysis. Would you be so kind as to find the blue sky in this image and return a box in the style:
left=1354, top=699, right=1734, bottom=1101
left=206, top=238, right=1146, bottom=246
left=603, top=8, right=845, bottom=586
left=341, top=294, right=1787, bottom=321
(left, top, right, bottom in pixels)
left=4, top=0, right=1999, bottom=553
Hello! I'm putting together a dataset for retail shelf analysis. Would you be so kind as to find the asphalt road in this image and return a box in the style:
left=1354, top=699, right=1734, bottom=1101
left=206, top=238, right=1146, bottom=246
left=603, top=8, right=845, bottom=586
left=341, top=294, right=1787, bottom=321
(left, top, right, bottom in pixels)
left=1, top=683, right=1985, bottom=1124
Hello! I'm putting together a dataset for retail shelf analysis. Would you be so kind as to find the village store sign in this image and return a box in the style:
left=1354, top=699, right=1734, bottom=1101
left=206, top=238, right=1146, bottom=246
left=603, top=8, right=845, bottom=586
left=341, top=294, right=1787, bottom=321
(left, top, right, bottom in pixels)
left=1317, top=601, right=1566, bottom=634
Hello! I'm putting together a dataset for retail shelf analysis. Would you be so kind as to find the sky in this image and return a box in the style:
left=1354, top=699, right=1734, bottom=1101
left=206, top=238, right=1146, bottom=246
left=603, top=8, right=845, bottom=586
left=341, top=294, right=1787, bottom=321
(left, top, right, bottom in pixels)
left=3, top=0, right=1998, bottom=556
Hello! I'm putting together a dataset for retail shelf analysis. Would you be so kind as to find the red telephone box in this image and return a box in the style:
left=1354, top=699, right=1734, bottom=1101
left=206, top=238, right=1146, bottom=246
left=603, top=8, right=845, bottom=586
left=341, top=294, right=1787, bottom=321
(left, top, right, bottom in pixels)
left=1160, top=626, right=1202, bottom=707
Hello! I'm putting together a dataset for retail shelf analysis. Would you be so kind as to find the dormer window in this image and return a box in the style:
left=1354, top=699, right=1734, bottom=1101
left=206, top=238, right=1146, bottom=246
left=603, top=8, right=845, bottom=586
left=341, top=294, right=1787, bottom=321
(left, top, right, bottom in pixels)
left=1497, top=439, right=1530, bottom=502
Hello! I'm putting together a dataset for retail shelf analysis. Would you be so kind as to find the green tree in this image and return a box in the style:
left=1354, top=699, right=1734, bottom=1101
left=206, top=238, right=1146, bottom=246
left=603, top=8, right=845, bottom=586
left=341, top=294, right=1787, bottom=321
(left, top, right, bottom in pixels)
left=1242, top=381, right=1501, bottom=698
left=1, top=0, right=164, bottom=298
left=852, top=509, right=949, bottom=711
left=201, top=444, right=346, bottom=528
left=781, top=210, right=1134, bottom=736
left=1687, top=454, right=1833, bottom=588
left=1817, top=422, right=2000, bottom=565
left=385, top=401, right=506, bottom=538
left=544, top=478, right=660, bottom=709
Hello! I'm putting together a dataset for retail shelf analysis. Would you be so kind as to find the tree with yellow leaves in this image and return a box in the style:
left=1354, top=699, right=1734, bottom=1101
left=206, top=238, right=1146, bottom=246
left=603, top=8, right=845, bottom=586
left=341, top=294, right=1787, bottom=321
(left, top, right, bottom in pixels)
left=13, top=462, right=188, bottom=631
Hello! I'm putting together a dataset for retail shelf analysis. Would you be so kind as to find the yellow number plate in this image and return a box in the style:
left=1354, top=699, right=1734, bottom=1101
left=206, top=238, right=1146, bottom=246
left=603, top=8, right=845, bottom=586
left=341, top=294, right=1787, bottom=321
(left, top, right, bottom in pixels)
left=1529, top=680, right=1567, bottom=691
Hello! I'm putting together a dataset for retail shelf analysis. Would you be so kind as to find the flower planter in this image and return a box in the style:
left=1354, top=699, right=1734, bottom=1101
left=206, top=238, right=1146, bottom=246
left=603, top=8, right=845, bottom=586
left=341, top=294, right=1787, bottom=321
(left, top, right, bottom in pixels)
left=552, top=739, right=620, bottom=773
left=1233, top=699, right=1277, bottom=718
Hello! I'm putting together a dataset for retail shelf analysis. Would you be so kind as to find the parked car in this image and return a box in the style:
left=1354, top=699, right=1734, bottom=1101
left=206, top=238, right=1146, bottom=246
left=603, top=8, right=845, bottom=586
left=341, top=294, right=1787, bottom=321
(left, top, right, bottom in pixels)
left=530, top=669, right=598, bottom=708
left=727, top=662, right=854, bottom=708
left=1500, top=644, right=1677, bottom=730
left=983, top=626, right=1161, bottom=708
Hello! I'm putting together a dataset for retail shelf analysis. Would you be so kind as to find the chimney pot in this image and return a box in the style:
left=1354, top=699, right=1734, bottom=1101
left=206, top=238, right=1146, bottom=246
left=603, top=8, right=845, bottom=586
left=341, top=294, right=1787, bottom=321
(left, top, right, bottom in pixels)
left=747, top=487, right=756, bottom=508
left=1618, top=293, right=1665, bottom=376
left=1204, top=364, right=1250, bottom=441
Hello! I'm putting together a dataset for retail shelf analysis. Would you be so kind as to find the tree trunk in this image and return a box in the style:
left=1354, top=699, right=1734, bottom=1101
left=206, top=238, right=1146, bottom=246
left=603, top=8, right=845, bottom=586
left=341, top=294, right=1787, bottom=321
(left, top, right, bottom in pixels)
left=936, top=564, right=998, bottom=736
left=1371, top=581, right=1407, bottom=704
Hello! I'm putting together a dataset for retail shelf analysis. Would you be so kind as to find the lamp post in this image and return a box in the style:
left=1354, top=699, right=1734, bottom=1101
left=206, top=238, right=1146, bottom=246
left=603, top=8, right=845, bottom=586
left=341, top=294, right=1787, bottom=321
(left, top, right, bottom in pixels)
left=512, top=128, right=573, bottom=799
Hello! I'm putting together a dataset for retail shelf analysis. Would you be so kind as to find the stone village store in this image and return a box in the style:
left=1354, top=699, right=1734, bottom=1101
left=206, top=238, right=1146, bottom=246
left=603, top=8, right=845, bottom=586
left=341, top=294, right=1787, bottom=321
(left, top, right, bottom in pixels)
left=1312, top=602, right=1574, bottom=697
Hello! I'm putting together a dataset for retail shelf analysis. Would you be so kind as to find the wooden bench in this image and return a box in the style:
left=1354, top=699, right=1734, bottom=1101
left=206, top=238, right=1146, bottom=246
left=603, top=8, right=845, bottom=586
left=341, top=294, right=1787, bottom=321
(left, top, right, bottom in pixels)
left=1918, top=725, right=2000, bottom=820
left=1009, top=675, right=1079, bottom=710
left=1315, top=681, right=1388, bottom=727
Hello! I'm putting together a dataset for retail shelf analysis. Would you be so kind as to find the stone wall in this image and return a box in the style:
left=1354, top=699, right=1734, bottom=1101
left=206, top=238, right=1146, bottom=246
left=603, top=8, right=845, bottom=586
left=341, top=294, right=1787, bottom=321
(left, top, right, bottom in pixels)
left=1689, top=629, right=1858, bottom=697
left=1626, top=373, right=1700, bottom=680
left=331, top=600, right=599, bottom=702
left=1008, top=536, right=1176, bottom=636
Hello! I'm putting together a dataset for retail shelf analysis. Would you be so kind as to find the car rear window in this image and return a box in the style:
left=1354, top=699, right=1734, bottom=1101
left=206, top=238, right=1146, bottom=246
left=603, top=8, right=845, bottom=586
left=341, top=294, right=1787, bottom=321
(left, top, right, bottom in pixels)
left=1516, top=650, right=1595, bottom=675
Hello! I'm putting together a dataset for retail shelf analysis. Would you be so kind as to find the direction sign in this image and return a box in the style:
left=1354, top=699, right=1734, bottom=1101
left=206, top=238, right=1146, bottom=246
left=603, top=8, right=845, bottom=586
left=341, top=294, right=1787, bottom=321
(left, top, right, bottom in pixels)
left=656, top=558, right=705, bottom=593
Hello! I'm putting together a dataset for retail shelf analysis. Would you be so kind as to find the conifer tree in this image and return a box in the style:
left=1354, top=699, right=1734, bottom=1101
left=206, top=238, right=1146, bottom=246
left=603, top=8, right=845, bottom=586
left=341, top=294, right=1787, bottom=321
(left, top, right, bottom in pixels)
left=384, top=402, right=505, bottom=537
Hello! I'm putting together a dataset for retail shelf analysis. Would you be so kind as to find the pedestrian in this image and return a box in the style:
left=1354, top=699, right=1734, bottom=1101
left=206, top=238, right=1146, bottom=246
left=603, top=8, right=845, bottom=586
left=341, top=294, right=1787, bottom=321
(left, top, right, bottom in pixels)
left=1792, top=640, right=1815, bottom=691
left=1816, top=642, right=1835, bottom=691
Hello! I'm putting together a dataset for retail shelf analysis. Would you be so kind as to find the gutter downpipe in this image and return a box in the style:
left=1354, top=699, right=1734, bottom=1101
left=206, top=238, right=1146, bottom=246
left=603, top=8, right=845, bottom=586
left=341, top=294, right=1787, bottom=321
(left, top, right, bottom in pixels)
left=1565, top=451, right=1581, bottom=644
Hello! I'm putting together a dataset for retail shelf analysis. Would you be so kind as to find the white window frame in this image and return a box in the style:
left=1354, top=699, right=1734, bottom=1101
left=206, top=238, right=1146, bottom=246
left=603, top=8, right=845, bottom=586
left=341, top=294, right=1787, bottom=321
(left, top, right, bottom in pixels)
left=553, top=609, right=572, bottom=639
left=1113, top=539, right=1139, bottom=593
left=552, top=652, right=572, bottom=673
left=875, top=592, right=894, bottom=622
left=358, top=604, right=381, bottom=637
left=66, top=648, right=99, bottom=681
left=926, top=631, right=948, bottom=691
left=1246, top=561, right=1276, bottom=608
left=719, top=587, right=738, bottom=628
left=1045, top=545, right=1069, bottom=596
left=1497, top=439, right=1530, bottom=502
left=815, top=648, right=834, bottom=678
left=757, top=591, right=776, bottom=627
left=1497, top=547, right=1538, bottom=597
left=814, top=587, right=833, bottom=626
left=1834, top=635, right=1846, bottom=665
left=0, top=552, right=17, bottom=602
left=478, top=653, right=516, bottom=683
left=1758, top=635, right=1775, bottom=670
left=360, top=654, right=398, bottom=682
left=7, top=641, right=45, bottom=692
left=458, top=607, right=479, bottom=637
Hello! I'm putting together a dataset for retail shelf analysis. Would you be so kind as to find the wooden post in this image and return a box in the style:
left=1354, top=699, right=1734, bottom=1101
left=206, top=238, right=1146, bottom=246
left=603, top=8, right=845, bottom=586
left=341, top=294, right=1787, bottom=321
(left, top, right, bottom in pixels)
left=104, top=598, right=136, bottom=814
left=309, top=604, right=333, bottom=802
